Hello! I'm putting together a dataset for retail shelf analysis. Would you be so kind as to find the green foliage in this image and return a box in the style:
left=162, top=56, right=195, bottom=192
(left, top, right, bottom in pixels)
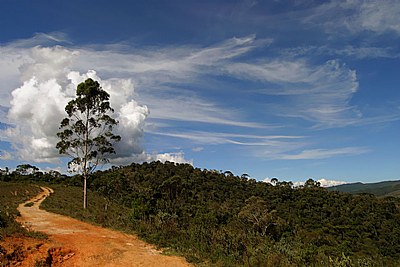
left=0, top=211, right=6, bottom=228
left=329, top=253, right=353, bottom=267
left=15, top=164, right=39, bottom=175
left=56, top=78, right=120, bottom=173
left=37, top=162, right=400, bottom=266
left=329, top=180, right=400, bottom=197
left=0, top=168, right=71, bottom=184
left=3, top=163, right=400, bottom=266
left=24, top=202, right=34, bottom=207
left=0, top=182, right=46, bottom=239
left=40, top=185, right=132, bottom=231
left=56, top=78, right=120, bottom=208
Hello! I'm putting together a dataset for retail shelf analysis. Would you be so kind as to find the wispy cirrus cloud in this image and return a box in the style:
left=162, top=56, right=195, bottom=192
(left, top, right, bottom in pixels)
left=225, top=59, right=360, bottom=127
left=0, top=33, right=363, bottom=131
left=305, top=0, right=400, bottom=36
left=142, top=93, right=265, bottom=128
left=74, top=35, right=272, bottom=87
left=354, top=0, right=400, bottom=35
left=0, top=150, right=13, bottom=160
left=150, top=130, right=303, bottom=146
left=2, top=32, right=72, bottom=48
left=0, top=32, right=383, bottom=165
left=281, top=45, right=400, bottom=59
left=277, top=147, right=370, bottom=160
left=0, top=34, right=270, bottom=164
left=150, top=130, right=312, bottom=160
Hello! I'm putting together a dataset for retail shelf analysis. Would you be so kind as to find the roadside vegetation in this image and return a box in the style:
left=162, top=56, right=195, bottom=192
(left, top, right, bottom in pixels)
left=0, top=181, right=48, bottom=266
left=0, top=181, right=45, bottom=239
left=2, top=162, right=400, bottom=266
left=41, top=184, right=132, bottom=232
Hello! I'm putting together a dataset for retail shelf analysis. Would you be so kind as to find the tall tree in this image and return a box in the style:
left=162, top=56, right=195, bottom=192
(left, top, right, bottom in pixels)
left=56, top=78, right=121, bottom=209
left=16, top=164, right=39, bottom=175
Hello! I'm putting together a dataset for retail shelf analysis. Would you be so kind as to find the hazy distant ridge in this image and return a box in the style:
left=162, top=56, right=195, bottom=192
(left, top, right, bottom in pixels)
left=329, top=180, right=400, bottom=197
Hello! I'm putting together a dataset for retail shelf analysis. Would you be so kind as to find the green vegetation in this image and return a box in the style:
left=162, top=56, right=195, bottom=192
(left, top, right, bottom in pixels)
left=24, top=202, right=34, bottom=207
left=2, top=162, right=400, bottom=266
left=41, top=185, right=132, bottom=231
left=56, top=78, right=121, bottom=209
left=330, top=180, right=400, bottom=197
left=42, top=162, right=400, bottom=266
left=0, top=181, right=46, bottom=239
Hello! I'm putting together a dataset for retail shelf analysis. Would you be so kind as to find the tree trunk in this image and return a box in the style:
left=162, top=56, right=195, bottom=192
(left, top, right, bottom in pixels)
left=83, top=174, right=87, bottom=209
left=83, top=109, right=89, bottom=209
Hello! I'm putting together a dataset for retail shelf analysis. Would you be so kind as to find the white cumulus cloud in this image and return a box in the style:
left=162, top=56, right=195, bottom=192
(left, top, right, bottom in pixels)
left=154, top=151, right=193, bottom=165
left=0, top=33, right=384, bottom=166
left=264, top=177, right=347, bottom=188
left=317, top=178, right=347, bottom=187
left=2, top=46, right=158, bottom=165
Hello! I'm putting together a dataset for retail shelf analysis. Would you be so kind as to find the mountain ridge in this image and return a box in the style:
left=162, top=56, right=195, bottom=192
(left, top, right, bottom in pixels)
left=329, top=180, right=400, bottom=197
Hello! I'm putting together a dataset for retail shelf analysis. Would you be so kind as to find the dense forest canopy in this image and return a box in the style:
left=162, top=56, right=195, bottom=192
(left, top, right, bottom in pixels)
left=1, top=161, right=400, bottom=266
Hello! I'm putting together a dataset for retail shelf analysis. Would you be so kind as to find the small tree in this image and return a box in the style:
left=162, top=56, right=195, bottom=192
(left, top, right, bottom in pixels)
left=56, top=78, right=121, bottom=209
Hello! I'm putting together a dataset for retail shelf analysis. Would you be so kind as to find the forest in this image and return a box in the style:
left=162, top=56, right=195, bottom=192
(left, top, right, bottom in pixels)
left=1, top=161, right=400, bottom=266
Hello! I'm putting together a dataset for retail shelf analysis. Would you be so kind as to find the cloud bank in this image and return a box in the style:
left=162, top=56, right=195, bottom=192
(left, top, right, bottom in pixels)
left=3, top=46, right=154, bottom=165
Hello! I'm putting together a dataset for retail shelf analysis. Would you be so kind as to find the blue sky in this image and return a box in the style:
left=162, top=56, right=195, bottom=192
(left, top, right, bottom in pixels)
left=0, top=0, right=399, bottom=185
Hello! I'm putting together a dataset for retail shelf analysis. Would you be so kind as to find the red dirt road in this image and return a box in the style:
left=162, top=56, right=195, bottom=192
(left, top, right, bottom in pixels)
left=16, top=187, right=192, bottom=267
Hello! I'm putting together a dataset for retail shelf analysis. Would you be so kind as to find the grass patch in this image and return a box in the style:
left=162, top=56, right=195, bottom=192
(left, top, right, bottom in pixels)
left=41, top=185, right=133, bottom=232
left=24, top=202, right=34, bottom=207
left=0, top=181, right=47, bottom=239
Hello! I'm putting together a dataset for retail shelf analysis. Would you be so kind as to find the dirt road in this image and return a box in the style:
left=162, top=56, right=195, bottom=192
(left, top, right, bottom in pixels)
left=16, top=187, right=192, bottom=267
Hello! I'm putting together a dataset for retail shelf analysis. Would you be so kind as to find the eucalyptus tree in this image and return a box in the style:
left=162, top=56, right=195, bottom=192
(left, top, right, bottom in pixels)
left=56, top=78, right=121, bottom=209
left=16, top=164, right=39, bottom=175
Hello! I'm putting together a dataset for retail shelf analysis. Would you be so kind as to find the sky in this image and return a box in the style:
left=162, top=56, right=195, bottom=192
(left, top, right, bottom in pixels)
left=0, top=0, right=399, bottom=185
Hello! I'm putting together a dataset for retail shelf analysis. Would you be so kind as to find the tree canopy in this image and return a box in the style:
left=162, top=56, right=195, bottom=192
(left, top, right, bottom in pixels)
left=56, top=78, right=120, bottom=208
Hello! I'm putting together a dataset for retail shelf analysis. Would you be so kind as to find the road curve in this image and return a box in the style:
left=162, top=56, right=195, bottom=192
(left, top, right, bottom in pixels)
left=17, top=186, right=192, bottom=267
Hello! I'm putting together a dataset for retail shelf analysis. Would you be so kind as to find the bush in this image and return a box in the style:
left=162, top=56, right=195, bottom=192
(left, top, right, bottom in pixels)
left=0, top=210, right=7, bottom=228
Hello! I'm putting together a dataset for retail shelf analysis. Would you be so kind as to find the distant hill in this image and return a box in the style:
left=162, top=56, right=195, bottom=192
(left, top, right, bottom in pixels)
left=329, top=180, right=400, bottom=197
